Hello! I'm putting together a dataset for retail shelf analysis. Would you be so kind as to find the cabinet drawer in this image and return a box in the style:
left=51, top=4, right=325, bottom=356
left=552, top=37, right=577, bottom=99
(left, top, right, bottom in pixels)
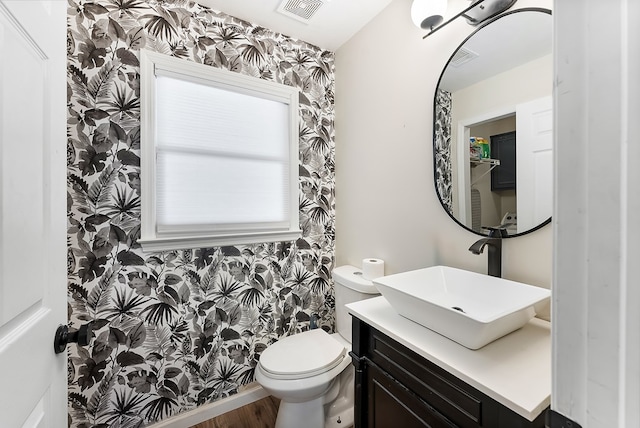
left=368, top=330, right=482, bottom=428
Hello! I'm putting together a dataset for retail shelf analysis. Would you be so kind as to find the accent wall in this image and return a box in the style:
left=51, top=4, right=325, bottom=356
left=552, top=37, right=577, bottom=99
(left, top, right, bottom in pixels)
left=66, top=1, right=335, bottom=426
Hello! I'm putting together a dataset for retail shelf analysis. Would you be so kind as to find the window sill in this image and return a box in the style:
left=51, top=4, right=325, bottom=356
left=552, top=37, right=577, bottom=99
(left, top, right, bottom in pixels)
left=138, top=229, right=302, bottom=252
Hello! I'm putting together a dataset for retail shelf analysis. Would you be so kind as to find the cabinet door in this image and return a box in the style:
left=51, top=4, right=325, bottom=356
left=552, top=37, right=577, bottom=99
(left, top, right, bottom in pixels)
left=490, top=131, right=516, bottom=190
left=366, top=329, right=482, bottom=428
left=367, top=363, right=456, bottom=428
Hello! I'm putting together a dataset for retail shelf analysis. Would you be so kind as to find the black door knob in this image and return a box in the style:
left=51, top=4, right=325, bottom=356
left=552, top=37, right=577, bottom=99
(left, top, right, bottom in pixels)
left=54, top=323, right=92, bottom=354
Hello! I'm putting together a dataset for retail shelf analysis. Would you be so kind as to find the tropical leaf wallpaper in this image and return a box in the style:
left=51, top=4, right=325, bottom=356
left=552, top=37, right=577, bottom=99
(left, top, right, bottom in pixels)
left=66, top=1, right=335, bottom=426
left=434, top=88, right=452, bottom=212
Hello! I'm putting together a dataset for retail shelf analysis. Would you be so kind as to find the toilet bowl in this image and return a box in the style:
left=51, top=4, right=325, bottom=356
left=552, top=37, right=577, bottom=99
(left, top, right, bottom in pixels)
left=255, top=330, right=353, bottom=428
left=255, top=265, right=380, bottom=428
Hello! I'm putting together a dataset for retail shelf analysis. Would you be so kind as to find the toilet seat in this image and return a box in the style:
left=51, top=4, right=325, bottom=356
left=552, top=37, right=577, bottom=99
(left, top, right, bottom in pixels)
left=259, top=329, right=346, bottom=380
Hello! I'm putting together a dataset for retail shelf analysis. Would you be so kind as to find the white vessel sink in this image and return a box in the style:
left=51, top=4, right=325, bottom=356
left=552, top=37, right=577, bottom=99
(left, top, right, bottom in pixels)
left=372, top=266, right=550, bottom=350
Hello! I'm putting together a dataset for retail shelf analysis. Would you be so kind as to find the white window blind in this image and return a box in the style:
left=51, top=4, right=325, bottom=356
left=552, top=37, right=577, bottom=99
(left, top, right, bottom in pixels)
left=139, top=50, right=300, bottom=251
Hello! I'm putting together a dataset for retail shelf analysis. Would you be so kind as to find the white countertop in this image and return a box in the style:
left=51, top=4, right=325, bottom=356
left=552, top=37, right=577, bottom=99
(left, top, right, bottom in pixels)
left=346, top=296, right=551, bottom=421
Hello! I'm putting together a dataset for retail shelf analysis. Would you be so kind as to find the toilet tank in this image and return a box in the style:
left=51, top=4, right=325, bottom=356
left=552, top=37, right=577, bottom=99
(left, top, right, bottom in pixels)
left=332, top=265, right=380, bottom=343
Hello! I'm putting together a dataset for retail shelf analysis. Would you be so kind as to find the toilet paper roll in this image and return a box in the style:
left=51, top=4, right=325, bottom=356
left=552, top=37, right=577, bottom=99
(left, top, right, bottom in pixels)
left=362, top=258, right=385, bottom=280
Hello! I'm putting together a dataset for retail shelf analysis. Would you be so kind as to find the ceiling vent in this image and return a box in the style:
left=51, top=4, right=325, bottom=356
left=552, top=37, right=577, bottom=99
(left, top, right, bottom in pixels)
left=450, top=46, right=479, bottom=68
left=276, top=0, right=324, bottom=23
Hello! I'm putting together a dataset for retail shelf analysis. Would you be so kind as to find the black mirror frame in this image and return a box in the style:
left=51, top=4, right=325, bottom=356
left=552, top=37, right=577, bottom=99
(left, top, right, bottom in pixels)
left=432, top=7, right=552, bottom=238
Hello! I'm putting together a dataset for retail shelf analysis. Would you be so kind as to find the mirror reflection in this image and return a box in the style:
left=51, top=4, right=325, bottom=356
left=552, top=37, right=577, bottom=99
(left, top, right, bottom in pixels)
left=434, top=9, right=552, bottom=237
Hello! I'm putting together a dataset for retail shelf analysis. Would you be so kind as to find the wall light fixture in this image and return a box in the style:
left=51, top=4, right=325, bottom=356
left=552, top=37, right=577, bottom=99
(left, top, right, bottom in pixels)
left=411, top=0, right=448, bottom=30
left=415, top=0, right=518, bottom=38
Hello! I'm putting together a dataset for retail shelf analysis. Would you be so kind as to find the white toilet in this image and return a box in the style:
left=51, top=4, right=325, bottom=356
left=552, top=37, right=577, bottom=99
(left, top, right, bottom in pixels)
left=255, top=265, right=380, bottom=428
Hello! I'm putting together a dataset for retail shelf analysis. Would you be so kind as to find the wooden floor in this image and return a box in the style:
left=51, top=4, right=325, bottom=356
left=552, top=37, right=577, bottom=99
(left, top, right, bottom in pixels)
left=190, top=396, right=280, bottom=428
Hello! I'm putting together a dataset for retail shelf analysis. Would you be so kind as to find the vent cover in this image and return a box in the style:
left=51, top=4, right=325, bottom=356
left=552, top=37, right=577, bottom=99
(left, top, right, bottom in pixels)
left=277, top=0, right=324, bottom=23
left=450, top=46, right=479, bottom=67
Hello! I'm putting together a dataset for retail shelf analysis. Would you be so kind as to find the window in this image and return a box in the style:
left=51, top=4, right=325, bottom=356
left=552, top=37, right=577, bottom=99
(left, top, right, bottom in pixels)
left=139, top=50, right=300, bottom=251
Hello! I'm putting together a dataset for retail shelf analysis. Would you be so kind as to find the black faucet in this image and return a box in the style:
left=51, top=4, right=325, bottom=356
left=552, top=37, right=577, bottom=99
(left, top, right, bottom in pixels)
left=468, top=228, right=506, bottom=277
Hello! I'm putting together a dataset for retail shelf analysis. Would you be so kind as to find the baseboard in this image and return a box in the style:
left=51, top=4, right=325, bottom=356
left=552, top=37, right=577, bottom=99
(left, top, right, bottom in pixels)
left=148, top=383, right=269, bottom=428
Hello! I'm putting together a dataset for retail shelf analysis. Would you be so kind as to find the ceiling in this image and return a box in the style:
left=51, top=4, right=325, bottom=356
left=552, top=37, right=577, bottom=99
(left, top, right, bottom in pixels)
left=197, top=0, right=395, bottom=51
left=438, top=10, right=552, bottom=93
left=196, top=1, right=552, bottom=91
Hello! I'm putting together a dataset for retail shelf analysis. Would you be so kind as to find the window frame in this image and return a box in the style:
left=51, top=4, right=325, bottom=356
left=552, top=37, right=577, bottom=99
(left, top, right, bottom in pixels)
left=138, top=50, right=301, bottom=252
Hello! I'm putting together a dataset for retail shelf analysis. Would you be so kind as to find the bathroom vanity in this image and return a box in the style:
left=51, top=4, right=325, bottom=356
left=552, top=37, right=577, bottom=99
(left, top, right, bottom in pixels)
left=347, top=297, right=550, bottom=428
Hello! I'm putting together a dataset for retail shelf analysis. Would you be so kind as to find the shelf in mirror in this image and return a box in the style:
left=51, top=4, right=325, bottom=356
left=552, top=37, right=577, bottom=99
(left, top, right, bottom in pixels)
left=470, top=158, right=500, bottom=167
left=470, top=158, right=500, bottom=186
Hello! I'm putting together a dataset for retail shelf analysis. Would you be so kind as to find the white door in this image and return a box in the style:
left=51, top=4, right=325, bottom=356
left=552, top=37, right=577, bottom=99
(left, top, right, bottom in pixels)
left=0, top=1, right=67, bottom=427
left=516, top=96, right=553, bottom=233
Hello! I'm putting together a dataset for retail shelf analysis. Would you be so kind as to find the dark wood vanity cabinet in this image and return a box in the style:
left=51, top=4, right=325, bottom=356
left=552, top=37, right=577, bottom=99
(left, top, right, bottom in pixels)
left=350, top=318, right=548, bottom=428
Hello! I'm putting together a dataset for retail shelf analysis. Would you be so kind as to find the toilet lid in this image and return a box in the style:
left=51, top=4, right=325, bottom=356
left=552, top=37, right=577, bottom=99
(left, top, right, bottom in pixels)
left=259, top=329, right=346, bottom=379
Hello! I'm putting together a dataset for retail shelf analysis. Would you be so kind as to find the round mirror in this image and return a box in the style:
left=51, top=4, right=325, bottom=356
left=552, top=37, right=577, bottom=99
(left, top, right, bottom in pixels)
left=434, top=8, right=552, bottom=237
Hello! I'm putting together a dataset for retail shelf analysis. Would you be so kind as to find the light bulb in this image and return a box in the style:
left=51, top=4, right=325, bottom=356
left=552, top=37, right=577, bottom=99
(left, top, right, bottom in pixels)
left=411, top=0, right=448, bottom=29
